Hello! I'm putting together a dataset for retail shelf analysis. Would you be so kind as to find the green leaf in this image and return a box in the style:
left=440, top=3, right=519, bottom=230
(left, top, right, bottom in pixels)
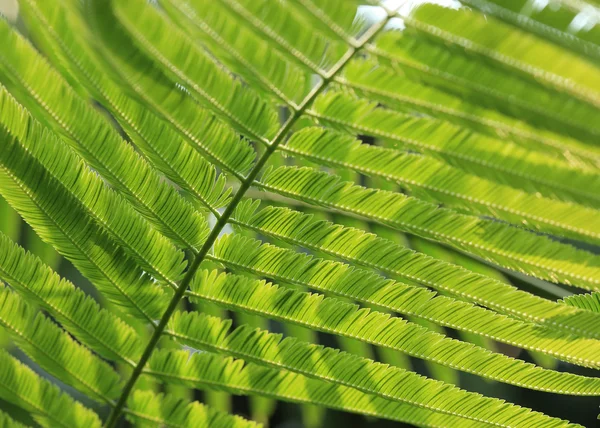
left=230, top=202, right=600, bottom=339
left=0, top=231, right=141, bottom=364
left=160, top=0, right=310, bottom=106
left=338, top=59, right=600, bottom=170
left=54, top=0, right=257, bottom=180
left=458, top=0, right=600, bottom=61
left=191, top=0, right=347, bottom=73
left=0, top=87, right=188, bottom=287
left=109, top=0, right=279, bottom=143
left=186, top=269, right=600, bottom=395
left=0, top=285, right=122, bottom=402
left=0, top=349, right=101, bottom=428
left=146, top=348, right=497, bottom=428
left=211, top=232, right=600, bottom=367
left=561, top=293, right=600, bottom=313
left=0, top=18, right=208, bottom=250
left=18, top=0, right=233, bottom=212
left=0, top=408, right=29, bottom=428
left=311, top=91, right=600, bottom=209
left=256, top=166, right=600, bottom=291
left=166, top=309, right=580, bottom=426
left=407, top=4, right=600, bottom=106
left=125, top=390, right=261, bottom=428
left=0, top=123, right=169, bottom=322
left=373, top=31, right=600, bottom=143
left=282, top=127, right=600, bottom=243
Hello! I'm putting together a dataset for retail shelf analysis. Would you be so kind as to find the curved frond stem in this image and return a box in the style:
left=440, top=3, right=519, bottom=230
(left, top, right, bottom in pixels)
left=103, top=11, right=396, bottom=427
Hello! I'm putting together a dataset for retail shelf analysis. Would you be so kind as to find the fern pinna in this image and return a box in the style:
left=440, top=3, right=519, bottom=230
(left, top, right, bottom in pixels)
left=0, top=0, right=599, bottom=426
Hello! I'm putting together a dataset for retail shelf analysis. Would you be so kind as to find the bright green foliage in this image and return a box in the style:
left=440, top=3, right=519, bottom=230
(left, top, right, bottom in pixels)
left=282, top=127, right=600, bottom=243
left=0, top=18, right=209, bottom=251
left=0, top=285, right=123, bottom=401
left=0, top=349, right=101, bottom=428
left=229, top=201, right=600, bottom=339
left=186, top=269, right=600, bottom=395
left=0, top=232, right=142, bottom=364
left=459, top=0, right=600, bottom=61
left=408, top=4, right=600, bottom=103
left=337, top=59, right=600, bottom=169
left=0, top=409, right=28, bottom=428
left=125, top=390, right=261, bottom=428
left=0, top=87, right=188, bottom=286
left=257, top=166, right=600, bottom=290
left=210, top=233, right=600, bottom=366
left=0, top=0, right=599, bottom=427
left=562, top=292, right=600, bottom=314
left=146, top=348, right=492, bottom=427
left=311, top=91, right=600, bottom=207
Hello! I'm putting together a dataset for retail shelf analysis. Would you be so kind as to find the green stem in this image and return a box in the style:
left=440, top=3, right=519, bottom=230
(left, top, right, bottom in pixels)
left=104, top=12, right=394, bottom=427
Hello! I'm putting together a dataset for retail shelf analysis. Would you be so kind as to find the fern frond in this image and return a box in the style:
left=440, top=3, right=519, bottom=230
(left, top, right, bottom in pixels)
left=0, top=408, right=28, bottom=428
left=282, top=127, right=600, bottom=243
left=126, top=390, right=261, bottom=428
left=0, top=87, right=188, bottom=287
left=0, top=285, right=122, bottom=402
left=0, top=349, right=101, bottom=428
left=458, top=0, right=600, bottom=61
left=205, top=0, right=346, bottom=73
left=62, top=0, right=257, bottom=180
left=288, top=0, right=368, bottom=42
left=159, top=0, right=310, bottom=107
left=310, top=92, right=600, bottom=208
left=230, top=311, right=277, bottom=424
left=338, top=59, right=600, bottom=170
left=2, top=1, right=597, bottom=425
left=372, top=31, right=600, bottom=143
left=146, top=348, right=500, bottom=428
left=166, top=309, right=587, bottom=426
left=229, top=202, right=600, bottom=339
left=0, top=19, right=208, bottom=249
left=108, top=0, right=279, bottom=143
left=18, top=0, right=233, bottom=212
left=256, top=166, right=600, bottom=290
left=0, top=232, right=141, bottom=364
left=561, top=293, right=600, bottom=313
left=186, top=269, right=600, bottom=395
left=210, top=233, right=600, bottom=367
left=0, top=126, right=170, bottom=322
left=406, top=4, right=600, bottom=107
left=286, top=0, right=600, bottom=168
